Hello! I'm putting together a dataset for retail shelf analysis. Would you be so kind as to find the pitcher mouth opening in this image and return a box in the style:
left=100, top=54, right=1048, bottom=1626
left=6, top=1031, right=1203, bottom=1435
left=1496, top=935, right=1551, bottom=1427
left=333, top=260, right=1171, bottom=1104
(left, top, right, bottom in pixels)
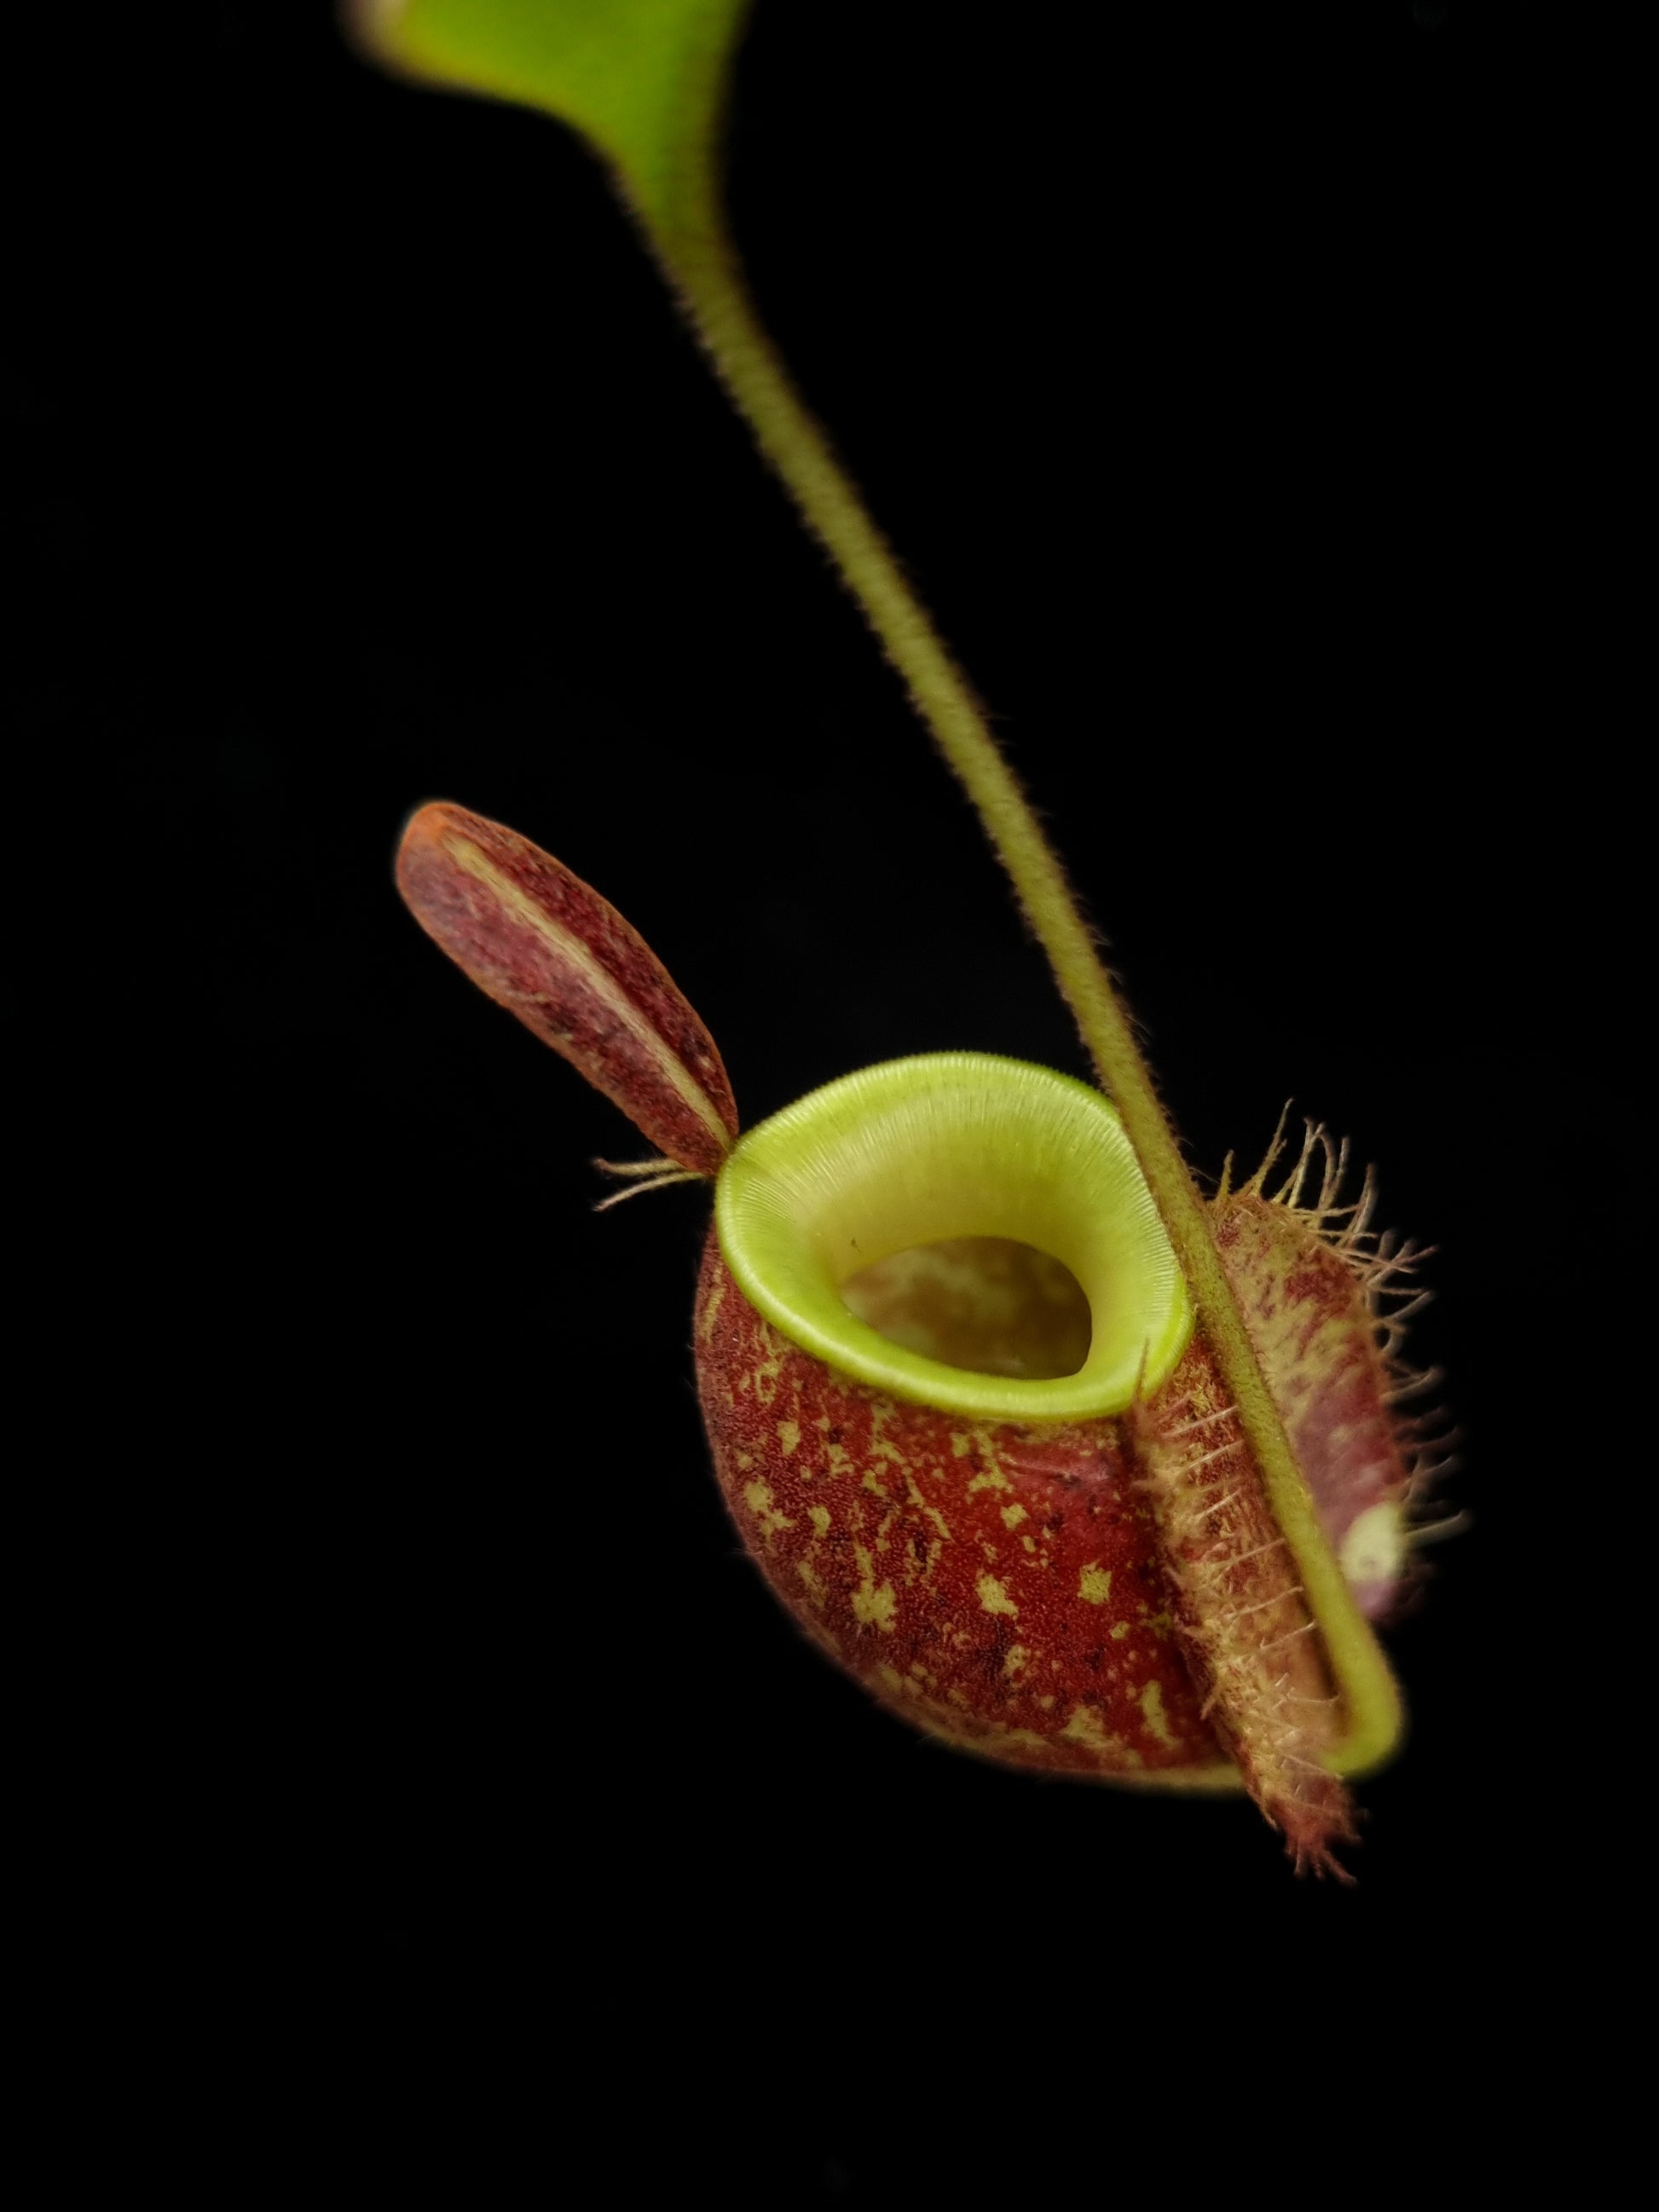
left=713, top=1053, right=1193, bottom=1423
left=841, top=1235, right=1092, bottom=1381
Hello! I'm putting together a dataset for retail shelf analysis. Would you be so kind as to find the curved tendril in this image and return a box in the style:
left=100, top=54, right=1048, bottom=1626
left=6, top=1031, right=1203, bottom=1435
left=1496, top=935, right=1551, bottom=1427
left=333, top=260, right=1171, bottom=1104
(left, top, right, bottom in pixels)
left=348, top=0, right=1401, bottom=1775
left=624, top=92, right=1400, bottom=1774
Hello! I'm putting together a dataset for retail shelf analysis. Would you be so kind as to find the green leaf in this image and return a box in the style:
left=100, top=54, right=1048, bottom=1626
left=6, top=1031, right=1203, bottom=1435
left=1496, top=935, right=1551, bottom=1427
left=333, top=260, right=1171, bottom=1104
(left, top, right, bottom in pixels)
left=348, top=0, right=751, bottom=238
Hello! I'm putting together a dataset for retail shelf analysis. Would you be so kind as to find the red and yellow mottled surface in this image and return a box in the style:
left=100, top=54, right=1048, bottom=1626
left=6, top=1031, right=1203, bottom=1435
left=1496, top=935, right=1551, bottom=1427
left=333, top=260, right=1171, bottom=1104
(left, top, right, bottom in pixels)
left=394, top=803, right=1419, bottom=1868
left=696, top=1227, right=1229, bottom=1780
left=696, top=1180, right=1413, bottom=1868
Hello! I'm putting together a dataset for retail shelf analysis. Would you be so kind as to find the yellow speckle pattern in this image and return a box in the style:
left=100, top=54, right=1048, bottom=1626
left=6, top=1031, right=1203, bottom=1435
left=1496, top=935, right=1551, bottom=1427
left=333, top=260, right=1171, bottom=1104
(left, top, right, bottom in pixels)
left=743, top=1479, right=796, bottom=1538
left=695, top=1237, right=1234, bottom=1791
left=1139, top=1679, right=1176, bottom=1749
left=851, top=1544, right=897, bottom=1632
left=905, top=1475, right=952, bottom=1543
left=1078, top=1562, right=1113, bottom=1606
left=1061, top=1704, right=1140, bottom=1764
left=867, top=1404, right=909, bottom=1468
left=976, top=1574, right=1018, bottom=1618
left=752, top=1351, right=783, bottom=1406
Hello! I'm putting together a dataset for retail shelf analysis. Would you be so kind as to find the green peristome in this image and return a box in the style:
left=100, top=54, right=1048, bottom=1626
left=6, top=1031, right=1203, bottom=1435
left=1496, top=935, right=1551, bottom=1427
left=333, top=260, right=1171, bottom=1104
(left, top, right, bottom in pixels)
left=348, top=0, right=750, bottom=236
left=715, top=1054, right=1195, bottom=1423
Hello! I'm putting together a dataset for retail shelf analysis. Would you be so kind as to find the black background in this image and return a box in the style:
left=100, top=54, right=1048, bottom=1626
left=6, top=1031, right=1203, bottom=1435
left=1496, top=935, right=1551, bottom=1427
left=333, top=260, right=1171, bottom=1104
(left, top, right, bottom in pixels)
left=20, top=0, right=1632, bottom=2183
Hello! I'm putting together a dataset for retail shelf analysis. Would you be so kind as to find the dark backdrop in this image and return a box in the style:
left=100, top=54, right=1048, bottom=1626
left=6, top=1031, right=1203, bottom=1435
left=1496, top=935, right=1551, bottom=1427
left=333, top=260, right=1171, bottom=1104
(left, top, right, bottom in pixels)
left=19, top=0, right=1630, bottom=2181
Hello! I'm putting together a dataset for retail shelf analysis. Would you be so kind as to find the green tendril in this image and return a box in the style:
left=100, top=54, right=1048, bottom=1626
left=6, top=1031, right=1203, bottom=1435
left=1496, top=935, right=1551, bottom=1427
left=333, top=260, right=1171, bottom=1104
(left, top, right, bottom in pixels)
left=349, top=0, right=1400, bottom=1772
